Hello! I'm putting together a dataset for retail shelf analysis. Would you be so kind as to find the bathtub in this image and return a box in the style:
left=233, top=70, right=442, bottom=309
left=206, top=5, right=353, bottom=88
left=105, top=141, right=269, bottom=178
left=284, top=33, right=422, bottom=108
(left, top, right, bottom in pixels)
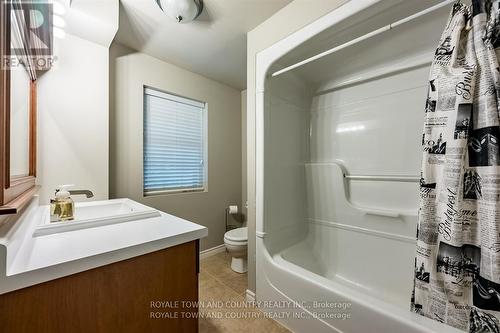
left=255, top=164, right=463, bottom=333
left=254, top=1, right=468, bottom=332
left=257, top=236, right=463, bottom=333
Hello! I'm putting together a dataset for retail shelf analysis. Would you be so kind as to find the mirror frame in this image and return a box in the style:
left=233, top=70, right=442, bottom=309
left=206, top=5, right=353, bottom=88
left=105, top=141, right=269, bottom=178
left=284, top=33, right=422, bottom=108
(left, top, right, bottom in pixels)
left=0, top=2, right=38, bottom=215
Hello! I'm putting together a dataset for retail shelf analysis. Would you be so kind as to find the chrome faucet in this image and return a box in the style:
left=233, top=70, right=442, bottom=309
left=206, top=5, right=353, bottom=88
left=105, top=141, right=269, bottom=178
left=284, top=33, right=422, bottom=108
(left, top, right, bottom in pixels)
left=67, top=190, right=94, bottom=198
left=54, top=188, right=94, bottom=198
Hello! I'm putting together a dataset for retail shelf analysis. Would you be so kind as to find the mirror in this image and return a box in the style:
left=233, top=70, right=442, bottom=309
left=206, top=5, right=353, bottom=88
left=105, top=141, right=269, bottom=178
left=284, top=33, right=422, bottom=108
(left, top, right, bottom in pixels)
left=0, top=1, right=39, bottom=214
left=10, top=64, right=31, bottom=177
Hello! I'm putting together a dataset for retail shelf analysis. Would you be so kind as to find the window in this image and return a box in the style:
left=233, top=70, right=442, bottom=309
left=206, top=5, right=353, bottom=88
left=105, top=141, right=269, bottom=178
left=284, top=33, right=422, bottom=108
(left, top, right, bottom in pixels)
left=143, top=87, right=207, bottom=195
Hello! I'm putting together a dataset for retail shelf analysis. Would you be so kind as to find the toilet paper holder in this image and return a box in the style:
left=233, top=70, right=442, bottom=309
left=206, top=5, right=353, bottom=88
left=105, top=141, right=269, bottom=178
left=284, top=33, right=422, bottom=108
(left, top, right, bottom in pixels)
left=225, top=205, right=242, bottom=231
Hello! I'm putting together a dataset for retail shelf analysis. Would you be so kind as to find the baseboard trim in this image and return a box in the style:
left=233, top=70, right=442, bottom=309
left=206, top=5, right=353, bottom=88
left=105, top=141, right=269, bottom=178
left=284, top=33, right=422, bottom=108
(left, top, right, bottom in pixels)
left=200, top=244, right=225, bottom=260
left=246, top=289, right=256, bottom=302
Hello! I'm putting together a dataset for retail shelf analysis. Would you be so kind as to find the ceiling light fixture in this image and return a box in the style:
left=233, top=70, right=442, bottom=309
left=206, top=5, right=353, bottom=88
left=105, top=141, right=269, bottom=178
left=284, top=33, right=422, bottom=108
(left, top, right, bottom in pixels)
left=155, top=0, right=204, bottom=23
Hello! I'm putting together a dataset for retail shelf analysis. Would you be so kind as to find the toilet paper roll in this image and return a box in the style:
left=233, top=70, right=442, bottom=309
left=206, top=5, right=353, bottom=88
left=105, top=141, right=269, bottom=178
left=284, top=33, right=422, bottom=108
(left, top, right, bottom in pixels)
left=228, top=205, right=238, bottom=215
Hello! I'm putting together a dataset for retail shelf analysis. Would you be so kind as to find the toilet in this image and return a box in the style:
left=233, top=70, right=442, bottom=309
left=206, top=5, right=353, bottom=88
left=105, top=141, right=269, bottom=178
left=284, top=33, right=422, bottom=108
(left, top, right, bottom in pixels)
left=224, top=227, right=248, bottom=273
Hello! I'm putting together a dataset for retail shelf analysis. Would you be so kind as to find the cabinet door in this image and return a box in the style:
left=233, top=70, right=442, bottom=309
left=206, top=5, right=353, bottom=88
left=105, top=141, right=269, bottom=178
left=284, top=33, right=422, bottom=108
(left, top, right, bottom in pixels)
left=0, top=241, right=199, bottom=333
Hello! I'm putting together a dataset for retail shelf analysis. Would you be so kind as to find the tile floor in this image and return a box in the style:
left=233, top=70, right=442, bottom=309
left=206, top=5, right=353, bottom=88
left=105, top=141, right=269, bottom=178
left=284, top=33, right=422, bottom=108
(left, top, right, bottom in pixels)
left=199, top=251, right=291, bottom=333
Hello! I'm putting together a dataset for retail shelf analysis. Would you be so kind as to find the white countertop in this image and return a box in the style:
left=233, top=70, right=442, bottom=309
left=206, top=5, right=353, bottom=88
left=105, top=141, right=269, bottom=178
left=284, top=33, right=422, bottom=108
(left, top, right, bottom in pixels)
left=0, top=197, right=207, bottom=294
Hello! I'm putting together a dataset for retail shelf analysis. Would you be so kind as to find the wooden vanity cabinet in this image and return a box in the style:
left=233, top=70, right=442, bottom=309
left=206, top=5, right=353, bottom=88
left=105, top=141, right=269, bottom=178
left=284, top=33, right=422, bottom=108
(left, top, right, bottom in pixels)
left=0, top=240, right=200, bottom=333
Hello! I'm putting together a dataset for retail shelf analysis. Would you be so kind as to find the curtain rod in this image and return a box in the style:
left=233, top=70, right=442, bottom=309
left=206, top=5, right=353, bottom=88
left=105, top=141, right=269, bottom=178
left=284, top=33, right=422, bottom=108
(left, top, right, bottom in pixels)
left=271, top=0, right=457, bottom=78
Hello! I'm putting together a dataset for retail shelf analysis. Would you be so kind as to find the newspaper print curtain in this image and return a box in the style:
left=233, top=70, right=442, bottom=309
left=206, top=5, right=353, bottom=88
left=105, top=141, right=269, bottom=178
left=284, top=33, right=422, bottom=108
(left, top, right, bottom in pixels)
left=411, top=0, right=500, bottom=332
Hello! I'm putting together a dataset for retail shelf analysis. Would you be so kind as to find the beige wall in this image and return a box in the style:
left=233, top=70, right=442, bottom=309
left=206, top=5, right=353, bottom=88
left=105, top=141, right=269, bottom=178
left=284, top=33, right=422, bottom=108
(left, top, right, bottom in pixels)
left=110, top=44, right=242, bottom=251
left=29, top=0, right=118, bottom=204
left=246, top=0, right=347, bottom=292
left=37, top=34, right=110, bottom=204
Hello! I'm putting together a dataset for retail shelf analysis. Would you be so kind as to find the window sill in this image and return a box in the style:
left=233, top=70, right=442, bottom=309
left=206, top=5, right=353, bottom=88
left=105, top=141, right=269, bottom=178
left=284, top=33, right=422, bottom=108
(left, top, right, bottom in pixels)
left=144, top=188, right=206, bottom=197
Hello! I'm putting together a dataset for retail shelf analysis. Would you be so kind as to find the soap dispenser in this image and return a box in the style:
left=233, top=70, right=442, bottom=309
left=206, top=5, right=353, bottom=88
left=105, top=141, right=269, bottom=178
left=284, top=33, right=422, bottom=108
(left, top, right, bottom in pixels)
left=50, top=185, right=75, bottom=222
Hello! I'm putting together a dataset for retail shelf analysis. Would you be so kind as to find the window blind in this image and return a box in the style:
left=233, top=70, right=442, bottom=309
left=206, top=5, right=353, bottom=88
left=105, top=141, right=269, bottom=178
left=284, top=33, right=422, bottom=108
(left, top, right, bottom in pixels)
left=143, top=87, right=206, bottom=194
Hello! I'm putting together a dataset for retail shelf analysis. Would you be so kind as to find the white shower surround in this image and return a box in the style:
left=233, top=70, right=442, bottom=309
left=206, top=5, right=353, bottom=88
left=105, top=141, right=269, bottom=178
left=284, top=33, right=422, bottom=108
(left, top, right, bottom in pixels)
left=255, top=0, right=465, bottom=332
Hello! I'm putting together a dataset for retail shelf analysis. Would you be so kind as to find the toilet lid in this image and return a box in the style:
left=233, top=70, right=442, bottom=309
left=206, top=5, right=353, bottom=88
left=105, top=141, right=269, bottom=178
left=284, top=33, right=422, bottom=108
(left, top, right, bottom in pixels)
left=224, top=227, right=247, bottom=242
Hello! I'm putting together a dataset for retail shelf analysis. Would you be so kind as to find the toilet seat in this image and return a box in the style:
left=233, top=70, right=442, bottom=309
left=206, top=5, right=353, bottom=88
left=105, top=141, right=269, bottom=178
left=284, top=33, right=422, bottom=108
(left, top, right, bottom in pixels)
left=224, top=227, right=247, bottom=246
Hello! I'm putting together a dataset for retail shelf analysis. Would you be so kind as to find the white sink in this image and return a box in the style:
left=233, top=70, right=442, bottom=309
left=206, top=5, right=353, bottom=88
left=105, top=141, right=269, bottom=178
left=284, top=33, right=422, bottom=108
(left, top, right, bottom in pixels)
left=34, top=199, right=161, bottom=237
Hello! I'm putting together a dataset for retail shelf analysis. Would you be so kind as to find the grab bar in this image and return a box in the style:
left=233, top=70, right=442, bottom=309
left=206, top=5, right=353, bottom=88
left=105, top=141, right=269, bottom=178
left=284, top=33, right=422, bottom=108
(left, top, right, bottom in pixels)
left=344, top=174, right=420, bottom=182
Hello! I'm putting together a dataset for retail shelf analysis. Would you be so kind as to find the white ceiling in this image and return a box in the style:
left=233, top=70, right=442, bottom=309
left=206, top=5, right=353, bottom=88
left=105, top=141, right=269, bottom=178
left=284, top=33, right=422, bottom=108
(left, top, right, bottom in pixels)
left=62, top=0, right=118, bottom=47
left=115, top=0, right=292, bottom=89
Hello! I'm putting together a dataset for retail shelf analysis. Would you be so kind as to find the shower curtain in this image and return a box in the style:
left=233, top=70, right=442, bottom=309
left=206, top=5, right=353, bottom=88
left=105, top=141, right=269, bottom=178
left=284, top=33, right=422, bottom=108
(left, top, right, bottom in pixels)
left=411, top=0, right=500, bottom=332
